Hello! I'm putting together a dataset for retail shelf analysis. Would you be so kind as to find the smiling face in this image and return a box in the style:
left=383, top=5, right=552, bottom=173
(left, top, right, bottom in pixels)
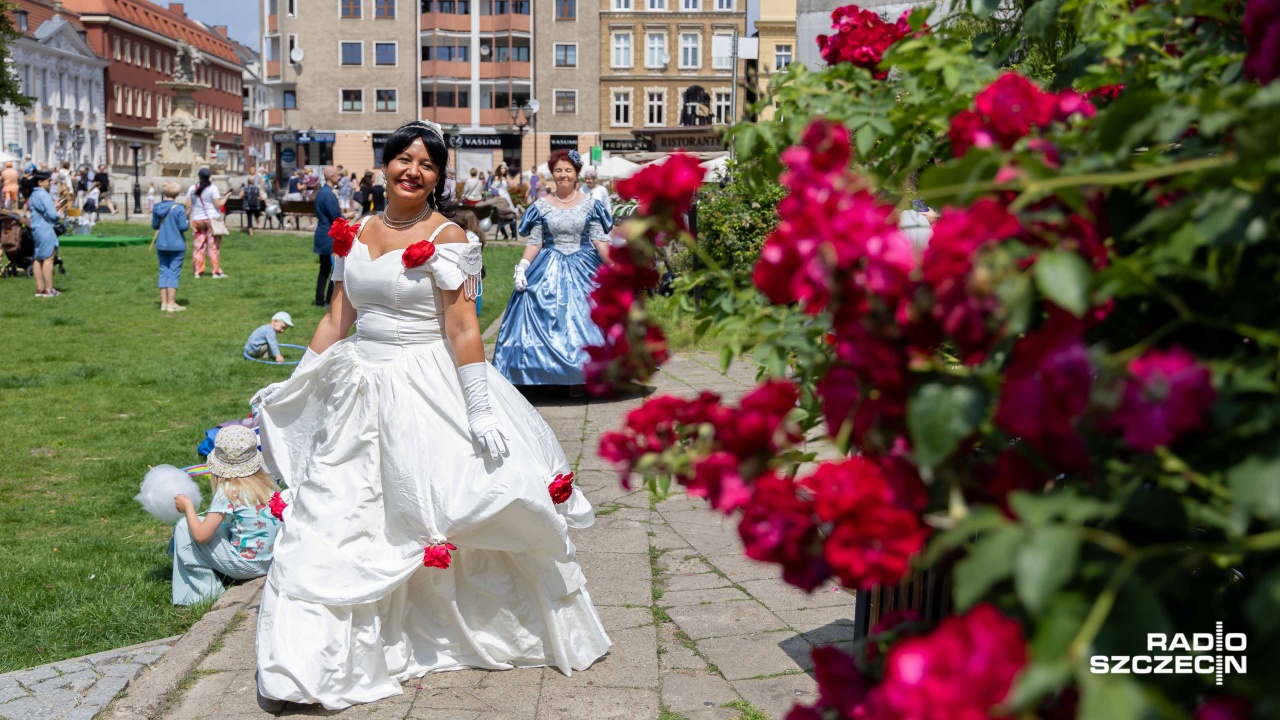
left=552, top=160, right=578, bottom=192
left=384, top=137, right=439, bottom=206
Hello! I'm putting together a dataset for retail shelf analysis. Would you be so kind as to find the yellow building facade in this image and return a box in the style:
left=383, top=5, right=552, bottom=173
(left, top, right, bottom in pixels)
left=755, top=0, right=796, bottom=120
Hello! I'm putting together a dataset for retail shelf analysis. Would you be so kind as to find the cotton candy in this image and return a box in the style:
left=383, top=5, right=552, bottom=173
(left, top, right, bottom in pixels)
left=135, top=464, right=203, bottom=524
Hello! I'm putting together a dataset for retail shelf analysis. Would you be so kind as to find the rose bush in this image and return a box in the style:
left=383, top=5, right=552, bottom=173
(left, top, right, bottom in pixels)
left=588, top=0, right=1280, bottom=717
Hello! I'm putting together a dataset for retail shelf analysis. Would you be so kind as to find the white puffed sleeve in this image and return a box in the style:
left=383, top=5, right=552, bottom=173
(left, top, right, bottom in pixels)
left=431, top=242, right=484, bottom=300
left=333, top=255, right=346, bottom=282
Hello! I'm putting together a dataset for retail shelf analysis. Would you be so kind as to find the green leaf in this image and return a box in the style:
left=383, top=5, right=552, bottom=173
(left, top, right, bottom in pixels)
left=1079, top=673, right=1156, bottom=720
left=954, top=526, right=1025, bottom=610
left=1015, top=525, right=1081, bottom=616
left=1025, top=0, right=1066, bottom=40
left=919, top=506, right=1011, bottom=567
left=1228, top=451, right=1280, bottom=529
left=907, top=383, right=988, bottom=469
left=1009, top=659, right=1073, bottom=711
left=1246, top=569, right=1280, bottom=635
left=1009, top=489, right=1118, bottom=526
left=854, top=124, right=876, bottom=158
left=971, top=0, right=1002, bottom=18
left=1033, top=250, right=1092, bottom=317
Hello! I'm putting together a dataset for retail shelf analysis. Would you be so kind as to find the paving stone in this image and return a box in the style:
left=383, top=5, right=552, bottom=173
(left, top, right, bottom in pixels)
left=680, top=532, right=744, bottom=557
left=569, top=523, right=650, bottom=555
left=660, top=669, right=740, bottom=716
left=542, top=627, right=657, bottom=690
left=475, top=667, right=544, bottom=689
left=406, top=710, right=484, bottom=720
left=415, top=668, right=490, bottom=689
left=647, top=525, right=694, bottom=551
left=534, top=686, right=658, bottom=720
left=703, top=552, right=784, bottom=583
left=697, top=633, right=815, bottom=681
left=99, top=661, right=145, bottom=678
left=0, top=685, right=28, bottom=704
left=199, top=622, right=258, bottom=671
left=733, top=675, right=820, bottom=720
left=0, top=687, right=80, bottom=720
left=11, top=666, right=57, bottom=687
left=667, top=600, right=786, bottom=641
left=661, top=508, right=734, bottom=532
left=51, top=660, right=92, bottom=674
left=80, top=672, right=131, bottom=707
left=31, top=669, right=97, bottom=693
left=659, top=586, right=751, bottom=607
left=737, top=579, right=856, bottom=613
left=657, top=553, right=716, bottom=576
left=657, top=623, right=705, bottom=672
left=598, top=606, right=655, bottom=632
left=662, top=572, right=733, bottom=594
left=575, top=552, right=652, bottom=607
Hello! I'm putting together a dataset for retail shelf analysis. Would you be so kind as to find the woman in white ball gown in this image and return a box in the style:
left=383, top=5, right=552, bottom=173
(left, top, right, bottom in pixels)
left=250, top=121, right=611, bottom=710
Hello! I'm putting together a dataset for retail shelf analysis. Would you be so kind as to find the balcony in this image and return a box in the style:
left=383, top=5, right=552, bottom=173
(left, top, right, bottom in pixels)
left=421, top=60, right=471, bottom=80
left=479, top=108, right=512, bottom=126
left=268, top=14, right=278, bottom=32
left=421, top=11, right=470, bottom=32
left=265, top=108, right=284, bottom=127
left=478, top=61, right=531, bottom=80
left=266, top=60, right=281, bottom=81
left=421, top=106, right=469, bottom=124
left=479, top=13, right=530, bottom=32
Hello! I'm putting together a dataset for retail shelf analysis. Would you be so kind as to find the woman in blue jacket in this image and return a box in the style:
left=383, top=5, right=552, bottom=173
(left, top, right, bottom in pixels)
left=26, top=170, right=61, bottom=298
left=152, top=181, right=191, bottom=312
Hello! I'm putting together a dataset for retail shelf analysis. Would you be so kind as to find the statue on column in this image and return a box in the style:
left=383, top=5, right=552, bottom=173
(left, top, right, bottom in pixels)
left=172, top=42, right=202, bottom=85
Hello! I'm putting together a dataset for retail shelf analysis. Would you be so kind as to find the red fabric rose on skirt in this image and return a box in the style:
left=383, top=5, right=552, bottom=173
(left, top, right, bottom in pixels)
left=548, top=472, right=575, bottom=504
left=268, top=491, right=287, bottom=522
left=423, top=542, right=457, bottom=569
left=402, top=240, right=437, bottom=269
left=329, top=217, right=358, bottom=258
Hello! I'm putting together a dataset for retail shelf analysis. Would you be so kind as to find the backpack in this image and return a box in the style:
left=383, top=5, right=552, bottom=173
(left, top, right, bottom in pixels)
left=244, top=184, right=261, bottom=211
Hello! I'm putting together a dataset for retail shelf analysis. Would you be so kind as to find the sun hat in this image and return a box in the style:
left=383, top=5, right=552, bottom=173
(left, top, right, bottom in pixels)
left=272, top=311, right=294, bottom=327
left=207, top=426, right=263, bottom=479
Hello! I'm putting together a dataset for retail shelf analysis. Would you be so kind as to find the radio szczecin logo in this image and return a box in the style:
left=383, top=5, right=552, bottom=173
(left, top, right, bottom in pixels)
left=1090, top=622, right=1246, bottom=685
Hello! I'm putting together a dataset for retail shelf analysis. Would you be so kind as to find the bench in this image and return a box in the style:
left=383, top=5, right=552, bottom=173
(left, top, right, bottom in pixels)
left=222, top=196, right=316, bottom=230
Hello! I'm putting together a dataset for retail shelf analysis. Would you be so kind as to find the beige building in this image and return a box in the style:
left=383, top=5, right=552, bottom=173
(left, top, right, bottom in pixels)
left=531, top=0, right=601, bottom=164
left=755, top=0, right=795, bottom=120
left=597, top=0, right=745, bottom=158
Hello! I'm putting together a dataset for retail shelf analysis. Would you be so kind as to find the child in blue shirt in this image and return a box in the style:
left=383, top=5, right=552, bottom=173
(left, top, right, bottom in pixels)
left=244, top=311, right=294, bottom=363
left=171, top=426, right=283, bottom=605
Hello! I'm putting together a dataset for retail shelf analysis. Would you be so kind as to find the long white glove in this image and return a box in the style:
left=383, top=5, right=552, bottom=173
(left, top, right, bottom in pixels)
left=458, top=361, right=509, bottom=460
left=251, top=347, right=320, bottom=410
left=513, top=259, right=530, bottom=292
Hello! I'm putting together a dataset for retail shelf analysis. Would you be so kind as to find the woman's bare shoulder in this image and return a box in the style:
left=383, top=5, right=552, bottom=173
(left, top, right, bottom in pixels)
left=434, top=219, right=468, bottom=245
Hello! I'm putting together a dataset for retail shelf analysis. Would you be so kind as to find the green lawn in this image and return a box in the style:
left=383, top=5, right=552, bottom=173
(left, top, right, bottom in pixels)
left=0, top=225, right=520, bottom=671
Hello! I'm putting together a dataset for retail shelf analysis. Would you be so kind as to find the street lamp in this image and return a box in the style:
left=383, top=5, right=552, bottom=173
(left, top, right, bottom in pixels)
left=71, top=125, right=84, bottom=165
left=510, top=100, right=536, bottom=174
left=128, top=142, right=142, bottom=220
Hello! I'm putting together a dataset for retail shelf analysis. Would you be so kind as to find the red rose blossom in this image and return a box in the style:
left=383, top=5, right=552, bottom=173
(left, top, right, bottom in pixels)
left=994, top=310, right=1092, bottom=445
left=876, top=603, right=1027, bottom=720
left=268, top=491, right=287, bottom=522
left=329, top=216, right=358, bottom=257
left=949, top=73, right=1095, bottom=158
left=402, top=239, right=437, bottom=269
left=1244, top=0, right=1280, bottom=83
left=423, top=542, right=458, bottom=569
left=686, top=452, right=753, bottom=513
left=1196, top=696, right=1253, bottom=720
left=787, top=645, right=873, bottom=720
left=817, top=5, right=912, bottom=78
left=615, top=152, right=705, bottom=222
left=738, top=472, right=829, bottom=591
left=548, top=472, right=575, bottom=504
left=1107, top=346, right=1215, bottom=452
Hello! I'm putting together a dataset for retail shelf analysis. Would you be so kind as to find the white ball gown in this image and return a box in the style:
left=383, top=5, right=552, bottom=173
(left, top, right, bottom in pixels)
left=254, top=219, right=612, bottom=710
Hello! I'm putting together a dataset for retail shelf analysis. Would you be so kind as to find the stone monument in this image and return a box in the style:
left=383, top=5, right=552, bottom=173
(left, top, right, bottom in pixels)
left=147, top=42, right=223, bottom=177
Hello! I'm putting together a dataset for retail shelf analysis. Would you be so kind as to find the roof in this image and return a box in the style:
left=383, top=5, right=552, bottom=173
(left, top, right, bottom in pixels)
left=61, top=0, right=240, bottom=65
left=7, top=0, right=87, bottom=39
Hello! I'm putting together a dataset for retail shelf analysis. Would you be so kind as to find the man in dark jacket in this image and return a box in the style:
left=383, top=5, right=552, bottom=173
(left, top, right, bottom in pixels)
left=313, top=166, right=342, bottom=307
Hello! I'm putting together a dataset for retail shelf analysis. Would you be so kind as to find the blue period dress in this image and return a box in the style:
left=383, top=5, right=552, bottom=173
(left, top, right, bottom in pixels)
left=493, top=197, right=613, bottom=386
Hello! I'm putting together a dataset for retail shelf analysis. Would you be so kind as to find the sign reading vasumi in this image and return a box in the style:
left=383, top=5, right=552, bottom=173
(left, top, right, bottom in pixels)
left=447, top=134, right=523, bottom=150
left=550, top=135, right=579, bottom=150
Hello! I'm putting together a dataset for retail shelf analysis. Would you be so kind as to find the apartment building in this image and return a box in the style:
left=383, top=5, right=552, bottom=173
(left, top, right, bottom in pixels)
left=531, top=0, right=600, bottom=166
left=598, top=0, right=746, bottom=157
left=66, top=0, right=247, bottom=172
left=755, top=0, right=794, bottom=120
left=230, top=39, right=273, bottom=172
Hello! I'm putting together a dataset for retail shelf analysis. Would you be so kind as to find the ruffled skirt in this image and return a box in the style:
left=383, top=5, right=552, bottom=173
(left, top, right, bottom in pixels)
left=255, top=335, right=611, bottom=709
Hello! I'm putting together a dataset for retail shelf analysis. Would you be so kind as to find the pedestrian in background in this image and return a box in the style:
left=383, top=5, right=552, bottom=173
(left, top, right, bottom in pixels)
left=188, top=167, right=226, bottom=279
left=24, top=171, right=61, bottom=298
left=1, top=162, right=19, bottom=210
left=242, top=176, right=263, bottom=236
left=152, top=181, right=190, bottom=312
left=312, top=166, right=341, bottom=307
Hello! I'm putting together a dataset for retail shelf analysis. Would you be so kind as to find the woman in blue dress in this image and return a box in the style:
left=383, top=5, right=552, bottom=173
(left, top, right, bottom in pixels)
left=25, top=171, right=62, bottom=298
left=494, top=149, right=612, bottom=394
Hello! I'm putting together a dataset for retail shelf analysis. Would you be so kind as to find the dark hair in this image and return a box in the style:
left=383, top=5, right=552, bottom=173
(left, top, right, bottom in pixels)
left=547, top=149, right=582, bottom=173
left=381, top=121, right=455, bottom=217
left=361, top=170, right=374, bottom=189
left=196, top=167, right=212, bottom=198
left=455, top=208, right=482, bottom=238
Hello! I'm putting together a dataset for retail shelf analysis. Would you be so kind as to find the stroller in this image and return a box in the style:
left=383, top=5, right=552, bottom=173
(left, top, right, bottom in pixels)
left=0, top=211, right=66, bottom=278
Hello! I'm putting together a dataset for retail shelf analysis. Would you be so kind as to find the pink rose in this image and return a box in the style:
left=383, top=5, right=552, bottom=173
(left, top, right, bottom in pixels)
left=1245, top=0, right=1280, bottom=83
left=1107, top=346, right=1215, bottom=452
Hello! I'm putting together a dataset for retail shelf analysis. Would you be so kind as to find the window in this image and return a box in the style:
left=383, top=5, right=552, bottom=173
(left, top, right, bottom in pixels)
left=425, top=37, right=471, bottom=61
left=716, top=0, right=731, bottom=9
left=612, top=89, right=631, bottom=126
left=493, top=44, right=531, bottom=61
left=648, top=0, right=665, bottom=9
left=554, top=90, right=576, bottom=114
left=713, top=34, right=732, bottom=69
left=646, top=33, right=666, bottom=68
left=14, top=9, right=27, bottom=32
left=680, top=33, right=700, bottom=68
left=613, top=0, right=631, bottom=8
left=124, top=87, right=132, bottom=116
left=124, top=40, right=131, bottom=64
left=288, top=34, right=298, bottom=59
left=646, top=89, right=665, bottom=125
left=283, top=90, right=297, bottom=108
left=713, top=89, right=731, bottom=124
left=113, top=85, right=121, bottom=113
left=376, top=0, right=396, bottom=17
left=341, top=89, right=363, bottom=111
left=682, top=0, right=698, bottom=8
left=20, top=65, right=29, bottom=96
left=421, top=89, right=470, bottom=107
left=554, top=44, right=576, bottom=67
left=555, top=0, right=574, bottom=19
left=612, top=33, right=632, bottom=68
left=375, top=42, right=397, bottom=65
left=774, top=44, right=792, bottom=71
left=341, top=0, right=361, bottom=17
left=144, top=47, right=151, bottom=69
left=113, top=36, right=120, bottom=60
left=341, top=42, right=363, bottom=65
left=376, top=89, right=397, bottom=111
left=287, top=0, right=297, bottom=14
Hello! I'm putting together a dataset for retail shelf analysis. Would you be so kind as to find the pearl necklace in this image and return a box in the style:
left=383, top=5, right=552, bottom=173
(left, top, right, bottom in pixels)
left=381, top=205, right=430, bottom=230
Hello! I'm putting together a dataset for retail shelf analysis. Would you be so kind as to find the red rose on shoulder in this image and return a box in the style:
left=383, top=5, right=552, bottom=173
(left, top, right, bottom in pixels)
left=423, top=541, right=457, bottom=569
left=402, top=240, right=437, bottom=269
left=268, top=491, right=287, bottom=521
left=329, top=217, right=358, bottom=257
left=548, top=472, right=575, bottom=504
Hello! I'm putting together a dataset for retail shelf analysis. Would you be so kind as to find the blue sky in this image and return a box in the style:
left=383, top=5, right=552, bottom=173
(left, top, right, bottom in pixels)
left=176, top=0, right=260, bottom=49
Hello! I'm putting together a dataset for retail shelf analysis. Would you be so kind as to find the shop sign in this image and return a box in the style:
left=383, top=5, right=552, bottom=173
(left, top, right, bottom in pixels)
left=549, top=135, right=579, bottom=150
left=652, top=133, right=726, bottom=152
left=601, top=137, right=651, bottom=152
left=448, top=134, right=523, bottom=150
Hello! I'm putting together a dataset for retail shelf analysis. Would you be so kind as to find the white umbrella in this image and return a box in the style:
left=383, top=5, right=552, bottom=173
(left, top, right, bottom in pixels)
left=0, top=151, right=19, bottom=164
left=700, top=155, right=729, bottom=181
left=595, top=155, right=641, bottom=179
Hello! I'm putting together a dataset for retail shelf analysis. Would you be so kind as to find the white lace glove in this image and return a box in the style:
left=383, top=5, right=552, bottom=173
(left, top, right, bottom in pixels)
left=458, top=361, right=509, bottom=460
left=513, top=259, right=530, bottom=292
left=250, top=347, right=320, bottom=410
